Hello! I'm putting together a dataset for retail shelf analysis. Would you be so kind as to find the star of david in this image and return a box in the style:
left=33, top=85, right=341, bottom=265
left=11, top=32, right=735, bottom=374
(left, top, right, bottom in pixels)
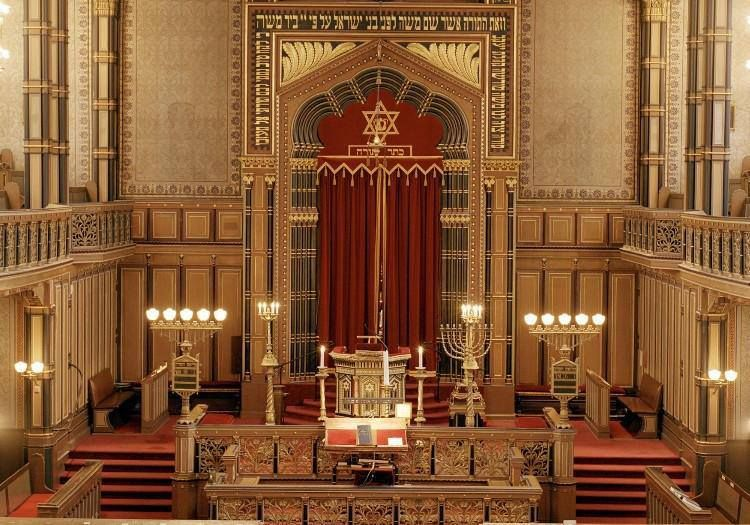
left=362, top=101, right=400, bottom=141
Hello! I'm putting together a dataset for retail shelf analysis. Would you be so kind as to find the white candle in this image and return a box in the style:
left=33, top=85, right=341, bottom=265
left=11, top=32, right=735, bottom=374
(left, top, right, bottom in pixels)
left=319, top=345, right=326, bottom=368
left=383, top=349, right=390, bottom=386
left=418, top=345, right=424, bottom=368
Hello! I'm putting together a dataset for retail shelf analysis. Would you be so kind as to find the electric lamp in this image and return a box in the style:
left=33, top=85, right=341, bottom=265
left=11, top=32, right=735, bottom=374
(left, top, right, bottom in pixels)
left=14, top=361, right=27, bottom=374
left=163, top=308, right=177, bottom=321
left=558, top=313, right=572, bottom=326
left=592, top=313, right=606, bottom=326
left=197, top=308, right=211, bottom=322
left=524, top=313, right=538, bottom=326
left=214, top=308, right=228, bottom=322
left=146, top=308, right=159, bottom=321
left=708, top=369, right=722, bottom=381
left=541, top=313, right=555, bottom=326
left=30, top=361, right=44, bottom=374
left=725, top=369, right=738, bottom=382
left=575, top=313, right=589, bottom=326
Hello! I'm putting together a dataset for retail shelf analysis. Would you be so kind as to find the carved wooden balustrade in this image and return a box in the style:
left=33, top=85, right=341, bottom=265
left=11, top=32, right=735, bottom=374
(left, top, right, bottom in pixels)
left=140, top=362, right=169, bottom=434
left=584, top=369, right=611, bottom=438
left=645, top=466, right=712, bottom=524
left=70, top=201, right=133, bottom=252
left=623, top=207, right=683, bottom=259
left=682, top=213, right=750, bottom=281
left=206, top=477, right=543, bottom=524
left=0, top=207, right=71, bottom=274
left=36, top=460, right=103, bottom=518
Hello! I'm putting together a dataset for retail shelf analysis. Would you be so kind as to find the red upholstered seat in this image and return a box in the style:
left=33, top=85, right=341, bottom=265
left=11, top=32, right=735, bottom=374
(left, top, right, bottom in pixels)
left=327, top=429, right=357, bottom=446
left=9, top=493, right=53, bottom=517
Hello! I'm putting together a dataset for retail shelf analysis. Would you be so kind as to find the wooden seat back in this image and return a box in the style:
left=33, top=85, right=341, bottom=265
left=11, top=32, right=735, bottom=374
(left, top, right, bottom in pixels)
left=89, top=369, right=115, bottom=408
left=638, top=373, right=662, bottom=410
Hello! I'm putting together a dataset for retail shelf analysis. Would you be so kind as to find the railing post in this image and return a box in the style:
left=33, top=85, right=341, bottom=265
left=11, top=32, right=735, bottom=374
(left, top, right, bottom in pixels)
left=543, top=407, right=576, bottom=522
left=172, top=404, right=207, bottom=519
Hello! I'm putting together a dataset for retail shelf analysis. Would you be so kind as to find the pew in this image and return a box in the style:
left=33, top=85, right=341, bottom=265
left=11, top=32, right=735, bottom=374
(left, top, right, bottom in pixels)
left=693, top=462, right=750, bottom=524
left=89, top=368, right=136, bottom=433
left=618, top=373, right=662, bottom=438
left=584, top=369, right=611, bottom=437
left=37, top=461, right=103, bottom=518
left=141, top=362, right=169, bottom=433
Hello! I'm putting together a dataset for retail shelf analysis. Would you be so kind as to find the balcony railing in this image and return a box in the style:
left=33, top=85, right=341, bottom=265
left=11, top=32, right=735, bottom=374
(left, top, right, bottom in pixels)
left=70, top=202, right=133, bottom=252
left=682, top=213, right=750, bottom=280
left=622, top=207, right=683, bottom=259
left=0, top=207, right=72, bottom=274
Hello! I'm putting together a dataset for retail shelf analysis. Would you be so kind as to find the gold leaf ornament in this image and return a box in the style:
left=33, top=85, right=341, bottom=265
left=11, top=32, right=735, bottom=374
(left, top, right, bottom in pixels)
left=281, top=41, right=358, bottom=85
left=405, top=42, right=480, bottom=88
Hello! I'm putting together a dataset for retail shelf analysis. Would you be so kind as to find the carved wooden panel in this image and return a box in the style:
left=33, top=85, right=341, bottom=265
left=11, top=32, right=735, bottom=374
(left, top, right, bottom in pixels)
left=443, top=499, right=484, bottom=525
left=151, top=267, right=179, bottom=370
left=277, top=437, right=314, bottom=475
left=216, top=267, right=242, bottom=380
left=517, top=213, right=543, bottom=245
left=217, top=497, right=257, bottom=520
left=578, top=271, right=605, bottom=378
left=184, top=267, right=212, bottom=380
left=307, top=498, right=348, bottom=525
left=489, top=500, right=530, bottom=523
left=184, top=210, right=212, bottom=241
left=150, top=210, right=179, bottom=241
left=516, top=271, right=542, bottom=385
left=238, top=437, right=274, bottom=475
left=577, top=213, right=608, bottom=246
left=217, top=209, right=243, bottom=241
left=545, top=213, right=575, bottom=245
left=399, top=498, right=439, bottom=525
left=609, top=272, right=636, bottom=387
left=394, top=438, right=431, bottom=478
left=434, top=438, right=470, bottom=477
left=352, top=499, right=393, bottom=525
left=120, top=267, right=145, bottom=382
left=131, top=208, right=146, bottom=240
left=474, top=439, right=510, bottom=479
left=262, top=498, right=303, bottom=525
left=610, top=214, right=625, bottom=245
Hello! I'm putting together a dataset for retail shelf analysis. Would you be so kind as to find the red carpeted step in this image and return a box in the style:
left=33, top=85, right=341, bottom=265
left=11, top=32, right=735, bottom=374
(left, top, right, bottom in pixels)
left=101, top=497, right=172, bottom=511
left=574, top=455, right=681, bottom=466
left=65, top=458, right=174, bottom=472
left=100, top=511, right=173, bottom=519
left=68, top=449, right=174, bottom=461
left=576, top=502, right=647, bottom=517
left=577, top=476, right=690, bottom=491
left=576, top=517, right=646, bottom=524
left=577, top=489, right=647, bottom=503
left=61, top=470, right=173, bottom=485
left=574, top=463, right=687, bottom=478
left=101, top=485, right=173, bottom=498
left=8, top=493, right=53, bottom=517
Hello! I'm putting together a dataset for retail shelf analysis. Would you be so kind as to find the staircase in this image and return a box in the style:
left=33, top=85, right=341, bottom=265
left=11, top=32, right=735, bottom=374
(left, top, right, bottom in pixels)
left=284, top=380, right=450, bottom=425
left=575, top=450, right=690, bottom=522
left=61, top=442, right=173, bottom=519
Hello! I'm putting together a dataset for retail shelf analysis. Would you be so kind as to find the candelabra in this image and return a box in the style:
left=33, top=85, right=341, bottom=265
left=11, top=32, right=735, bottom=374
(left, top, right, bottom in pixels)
left=524, top=312, right=605, bottom=423
left=695, top=368, right=738, bottom=387
left=146, top=307, right=226, bottom=417
left=14, top=360, right=54, bottom=381
left=440, top=304, right=490, bottom=427
left=258, top=301, right=280, bottom=425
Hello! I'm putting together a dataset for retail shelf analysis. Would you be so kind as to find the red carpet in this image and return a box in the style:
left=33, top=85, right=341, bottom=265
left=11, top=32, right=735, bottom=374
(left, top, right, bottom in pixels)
left=573, top=420, right=689, bottom=523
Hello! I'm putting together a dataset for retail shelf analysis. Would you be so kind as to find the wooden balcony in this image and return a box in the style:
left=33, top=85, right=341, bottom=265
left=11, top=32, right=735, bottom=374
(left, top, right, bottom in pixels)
left=70, top=201, right=134, bottom=255
left=622, top=207, right=683, bottom=261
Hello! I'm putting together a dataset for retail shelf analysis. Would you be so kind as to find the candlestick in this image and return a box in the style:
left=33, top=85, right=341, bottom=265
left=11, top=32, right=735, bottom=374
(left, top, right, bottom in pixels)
left=319, top=345, right=326, bottom=368
left=383, top=349, right=390, bottom=386
left=418, top=345, right=424, bottom=368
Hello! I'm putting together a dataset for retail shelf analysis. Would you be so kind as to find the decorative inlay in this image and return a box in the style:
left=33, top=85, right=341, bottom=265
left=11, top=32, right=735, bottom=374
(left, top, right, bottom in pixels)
left=403, top=42, right=481, bottom=88
left=281, top=41, right=359, bottom=85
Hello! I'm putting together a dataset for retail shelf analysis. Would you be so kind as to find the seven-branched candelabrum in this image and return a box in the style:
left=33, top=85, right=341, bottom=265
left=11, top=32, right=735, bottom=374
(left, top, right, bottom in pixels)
left=439, top=303, right=491, bottom=427
left=523, top=312, right=605, bottom=360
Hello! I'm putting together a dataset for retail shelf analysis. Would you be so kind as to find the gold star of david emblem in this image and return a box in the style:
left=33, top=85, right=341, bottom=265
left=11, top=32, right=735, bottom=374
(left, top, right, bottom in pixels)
left=362, top=101, right=399, bottom=142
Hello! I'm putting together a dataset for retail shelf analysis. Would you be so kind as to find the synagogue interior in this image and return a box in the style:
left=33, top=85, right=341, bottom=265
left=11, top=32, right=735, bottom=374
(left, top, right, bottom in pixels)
left=1, top=0, right=750, bottom=523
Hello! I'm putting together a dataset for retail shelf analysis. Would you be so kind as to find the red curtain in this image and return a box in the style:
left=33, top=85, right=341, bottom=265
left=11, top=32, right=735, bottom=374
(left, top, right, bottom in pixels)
left=317, top=165, right=441, bottom=369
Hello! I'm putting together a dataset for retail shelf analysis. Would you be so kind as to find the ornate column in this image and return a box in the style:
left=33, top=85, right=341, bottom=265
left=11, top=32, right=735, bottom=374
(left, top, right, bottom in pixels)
left=92, top=0, right=119, bottom=201
left=23, top=0, right=69, bottom=208
left=639, top=0, right=668, bottom=208
left=686, top=0, right=732, bottom=215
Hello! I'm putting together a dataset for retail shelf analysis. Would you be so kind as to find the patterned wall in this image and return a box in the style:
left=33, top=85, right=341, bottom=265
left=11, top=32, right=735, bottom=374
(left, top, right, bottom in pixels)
left=68, top=0, right=91, bottom=187
left=519, top=0, right=637, bottom=201
left=120, top=0, right=242, bottom=197
left=0, top=0, right=24, bottom=171
left=730, top=0, right=750, bottom=181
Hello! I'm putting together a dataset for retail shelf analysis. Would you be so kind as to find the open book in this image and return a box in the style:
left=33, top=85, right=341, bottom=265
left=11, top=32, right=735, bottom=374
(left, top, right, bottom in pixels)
left=669, top=486, right=702, bottom=512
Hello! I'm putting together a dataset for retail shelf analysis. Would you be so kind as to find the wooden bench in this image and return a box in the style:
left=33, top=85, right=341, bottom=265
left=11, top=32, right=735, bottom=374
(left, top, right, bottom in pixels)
left=693, top=462, right=750, bottom=524
left=0, top=463, right=52, bottom=517
left=618, top=373, right=662, bottom=438
left=89, top=368, right=136, bottom=433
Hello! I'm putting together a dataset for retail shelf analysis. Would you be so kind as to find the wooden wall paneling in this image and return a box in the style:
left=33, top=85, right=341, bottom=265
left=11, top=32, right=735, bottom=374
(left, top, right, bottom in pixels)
left=687, top=288, right=698, bottom=431
left=608, top=272, right=636, bottom=387
left=516, top=212, right=543, bottom=246
left=516, top=271, right=542, bottom=384
left=250, top=184, right=270, bottom=375
left=577, top=213, right=608, bottom=247
left=150, top=210, right=180, bottom=242
left=217, top=209, right=243, bottom=242
left=183, top=210, right=213, bottom=242
left=544, top=271, right=573, bottom=384
left=120, top=267, right=146, bottom=382
left=52, top=282, right=63, bottom=424
left=545, top=213, right=575, bottom=245
left=183, top=267, right=212, bottom=381
left=216, top=267, right=242, bottom=381
left=70, top=279, right=80, bottom=415
left=151, top=267, right=179, bottom=374
left=131, top=208, right=147, bottom=240
left=609, top=214, right=625, bottom=245
left=489, top=252, right=508, bottom=378
left=578, top=272, right=605, bottom=378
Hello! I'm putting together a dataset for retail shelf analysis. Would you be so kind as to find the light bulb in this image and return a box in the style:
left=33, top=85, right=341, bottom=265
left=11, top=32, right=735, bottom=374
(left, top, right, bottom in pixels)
left=708, top=369, right=722, bottom=381
left=0, top=48, right=10, bottom=61
left=524, top=313, right=538, bottom=326
left=257, top=301, right=266, bottom=314
left=558, top=313, right=572, bottom=326
left=163, top=308, right=177, bottom=321
left=30, top=361, right=44, bottom=374
left=575, top=313, right=589, bottom=326
left=14, top=361, right=27, bottom=374
left=0, top=3, right=10, bottom=15
left=197, top=308, right=211, bottom=322
left=179, top=308, right=194, bottom=321
left=145, top=308, right=160, bottom=321
left=214, top=308, right=227, bottom=322
left=745, top=59, right=750, bottom=71
left=541, top=313, right=555, bottom=326
left=592, top=313, right=606, bottom=326
left=725, top=369, right=738, bottom=382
